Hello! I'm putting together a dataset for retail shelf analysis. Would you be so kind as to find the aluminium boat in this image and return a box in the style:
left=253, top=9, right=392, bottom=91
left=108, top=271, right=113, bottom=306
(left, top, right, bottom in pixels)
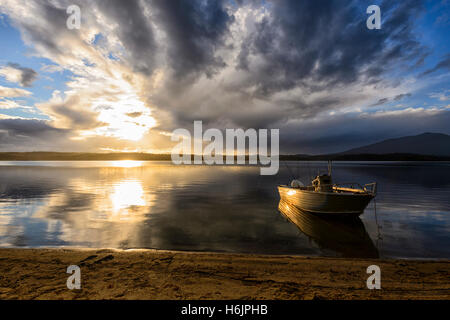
left=278, top=162, right=377, bottom=216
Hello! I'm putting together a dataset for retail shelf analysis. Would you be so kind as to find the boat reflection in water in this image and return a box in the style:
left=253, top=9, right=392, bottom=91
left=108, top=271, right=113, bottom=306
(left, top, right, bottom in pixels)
left=278, top=199, right=379, bottom=258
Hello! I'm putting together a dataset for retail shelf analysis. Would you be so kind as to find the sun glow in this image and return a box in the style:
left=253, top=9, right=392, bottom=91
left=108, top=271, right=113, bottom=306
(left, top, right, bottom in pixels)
left=79, top=80, right=157, bottom=142
left=95, top=104, right=156, bottom=141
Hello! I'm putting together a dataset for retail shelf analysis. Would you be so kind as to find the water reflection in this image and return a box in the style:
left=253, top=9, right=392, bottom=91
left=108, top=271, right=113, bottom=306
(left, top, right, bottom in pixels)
left=278, top=199, right=379, bottom=258
left=0, top=168, right=158, bottom=247
left=0, top=161, right=449, bottom=258
left=110, top=180, right=147, bottom=219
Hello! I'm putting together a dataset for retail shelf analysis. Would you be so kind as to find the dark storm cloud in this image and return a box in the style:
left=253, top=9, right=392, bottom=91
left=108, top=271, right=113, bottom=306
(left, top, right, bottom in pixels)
left=5, top=63, right=38, bottom=87
left=21, top=2, right=71, bottom=57
left=279, top=108, right=450, bottom=154
left=99, top=0, right=157, bottom=74
left=151, top=0, right=427, bottom=137
left=237, top=0, right=425, bottom=96
left=151, top=0, right=232, bottom=78
left=0, top=118, right=63, bottom=136
left=0, top=118, right=69, bottom=150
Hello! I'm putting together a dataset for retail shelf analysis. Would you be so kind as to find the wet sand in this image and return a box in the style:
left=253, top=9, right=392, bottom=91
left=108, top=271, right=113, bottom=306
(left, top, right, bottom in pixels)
left=0, top=248, right=448, bottom=300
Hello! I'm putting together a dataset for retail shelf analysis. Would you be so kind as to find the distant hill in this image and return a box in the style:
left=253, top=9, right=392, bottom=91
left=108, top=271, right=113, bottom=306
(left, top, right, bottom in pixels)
left=340, top=133, right=450, bottom=157
left=0, top=152, right=173, bottom=161
left=0, top=133, right=449, bottom=161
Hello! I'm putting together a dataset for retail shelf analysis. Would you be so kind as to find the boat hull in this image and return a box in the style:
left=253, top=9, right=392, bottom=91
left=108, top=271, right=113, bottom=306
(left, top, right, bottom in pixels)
left=278, top=185, right=374, bottom=216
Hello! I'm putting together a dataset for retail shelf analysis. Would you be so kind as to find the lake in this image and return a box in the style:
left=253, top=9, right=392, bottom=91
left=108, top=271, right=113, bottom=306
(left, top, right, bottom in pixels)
left=0, top=161, right=449, bottom=259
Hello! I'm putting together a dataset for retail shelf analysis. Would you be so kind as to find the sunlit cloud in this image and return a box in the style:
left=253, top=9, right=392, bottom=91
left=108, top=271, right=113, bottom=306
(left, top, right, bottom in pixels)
left=0, top=85, right=32, bottom=98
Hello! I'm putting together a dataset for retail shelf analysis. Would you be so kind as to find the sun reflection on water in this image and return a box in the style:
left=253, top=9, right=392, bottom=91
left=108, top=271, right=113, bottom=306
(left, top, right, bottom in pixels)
left=108, top=160, right=144, bottom=168
left=111, top=180, right=146, bottom=213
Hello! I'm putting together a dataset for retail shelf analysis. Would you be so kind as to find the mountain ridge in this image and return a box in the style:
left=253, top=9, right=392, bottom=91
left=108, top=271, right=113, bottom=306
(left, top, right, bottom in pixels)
left=0, top=133, right=449, bottom=161
left=339, top=132, right=450, bottom=157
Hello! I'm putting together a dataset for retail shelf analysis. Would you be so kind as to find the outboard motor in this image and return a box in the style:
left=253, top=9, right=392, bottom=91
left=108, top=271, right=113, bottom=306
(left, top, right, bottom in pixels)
left=290, top=179, right=304, bottom=188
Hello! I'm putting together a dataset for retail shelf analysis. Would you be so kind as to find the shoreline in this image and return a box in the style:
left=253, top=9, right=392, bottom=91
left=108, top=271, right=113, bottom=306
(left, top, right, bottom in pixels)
left=0, top=152, right=449, bottom=162
left=0, top=248, right=448, bottom=300
left=2, top=246, right=449, bottom=261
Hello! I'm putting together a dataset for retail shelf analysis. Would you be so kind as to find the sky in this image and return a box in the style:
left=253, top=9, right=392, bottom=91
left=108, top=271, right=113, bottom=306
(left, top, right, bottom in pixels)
left=0, top=0, right=449, bottom=154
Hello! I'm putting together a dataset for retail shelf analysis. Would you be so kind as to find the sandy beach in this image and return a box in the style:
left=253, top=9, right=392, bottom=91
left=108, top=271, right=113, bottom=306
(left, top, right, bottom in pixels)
left=0, top=248, right=448, bottom=300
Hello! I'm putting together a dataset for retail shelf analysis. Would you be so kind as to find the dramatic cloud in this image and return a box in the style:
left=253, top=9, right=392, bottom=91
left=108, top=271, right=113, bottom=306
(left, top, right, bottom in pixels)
left=0, top=63, right=38, bottom=87
left=0, top=0, right=449, bottom=153
left=151, top=0, right=232, bottom=79
left=147, top=0, right=432, bottom=131
left=235, top=0, right=423, bottom=93
left=97, top=0, right=157, bottom=74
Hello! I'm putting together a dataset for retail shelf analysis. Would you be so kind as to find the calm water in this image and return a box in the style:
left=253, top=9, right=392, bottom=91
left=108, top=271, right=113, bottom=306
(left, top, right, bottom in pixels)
left=0, top=161, right=449, bottom=259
